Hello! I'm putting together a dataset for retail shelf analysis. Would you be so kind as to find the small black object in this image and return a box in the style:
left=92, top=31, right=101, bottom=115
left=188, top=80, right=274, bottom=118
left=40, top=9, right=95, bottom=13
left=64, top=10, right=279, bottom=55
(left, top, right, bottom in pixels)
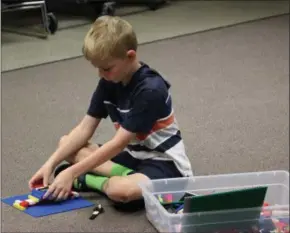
left=100, top=2, right=116, bottom=16
left=89, top=203, right=104, bottom=220
left=54, top=164, right=71, bottom=178
left=179, top=192, right=197, bottom=202
left=148, top=0, right=166, bottom=10
left=166, top=207, right=177, bottom=213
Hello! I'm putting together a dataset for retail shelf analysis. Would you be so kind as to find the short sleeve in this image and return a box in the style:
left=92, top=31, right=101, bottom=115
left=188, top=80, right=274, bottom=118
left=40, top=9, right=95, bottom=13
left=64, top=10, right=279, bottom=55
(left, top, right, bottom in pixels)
left=87, top=80, right=108, bottom=119
left=122, top=89, right=166, bottom=134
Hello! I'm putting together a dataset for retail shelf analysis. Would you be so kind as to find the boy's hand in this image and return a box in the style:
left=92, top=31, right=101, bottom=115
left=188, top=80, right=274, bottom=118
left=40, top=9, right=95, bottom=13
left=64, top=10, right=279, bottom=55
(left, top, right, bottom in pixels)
left=28, top=162, right=54, bottom=190
left=43, top=169, right=74, bottom=201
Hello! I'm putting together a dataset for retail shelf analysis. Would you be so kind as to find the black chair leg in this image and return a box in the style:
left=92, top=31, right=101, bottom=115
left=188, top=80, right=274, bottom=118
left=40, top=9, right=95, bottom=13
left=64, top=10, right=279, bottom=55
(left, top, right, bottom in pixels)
left=96, top=0, right=167, bottom=17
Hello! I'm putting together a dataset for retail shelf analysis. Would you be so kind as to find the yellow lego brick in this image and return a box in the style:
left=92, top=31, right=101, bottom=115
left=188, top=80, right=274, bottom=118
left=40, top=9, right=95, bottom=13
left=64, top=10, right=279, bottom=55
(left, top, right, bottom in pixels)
left=28, top=195, right=39, bottom=203
left=13, top=202, right=26, bottom=211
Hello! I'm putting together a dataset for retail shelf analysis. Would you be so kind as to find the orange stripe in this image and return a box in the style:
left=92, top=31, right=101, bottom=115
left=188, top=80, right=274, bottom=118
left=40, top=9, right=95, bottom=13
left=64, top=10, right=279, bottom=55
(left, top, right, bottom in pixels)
left=136, top=114, right=174, bottom=141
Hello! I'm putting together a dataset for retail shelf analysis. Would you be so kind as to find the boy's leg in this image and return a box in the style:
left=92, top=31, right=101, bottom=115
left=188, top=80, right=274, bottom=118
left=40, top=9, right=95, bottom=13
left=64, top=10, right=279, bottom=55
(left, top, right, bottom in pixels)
left=102, top=158, right=183, bottom=204
left=55, top=135, right=138, bottom=192
left=57, top=135, right=183, bottom=205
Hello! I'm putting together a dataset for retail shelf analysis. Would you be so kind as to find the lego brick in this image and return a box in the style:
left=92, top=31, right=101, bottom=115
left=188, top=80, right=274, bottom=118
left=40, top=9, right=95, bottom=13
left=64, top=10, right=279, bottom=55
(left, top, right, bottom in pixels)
left=31, top=189, right=46, bottom=200
left=28, top=195, right=40, bottom=203
left=13, top=202, right=25, bottom=211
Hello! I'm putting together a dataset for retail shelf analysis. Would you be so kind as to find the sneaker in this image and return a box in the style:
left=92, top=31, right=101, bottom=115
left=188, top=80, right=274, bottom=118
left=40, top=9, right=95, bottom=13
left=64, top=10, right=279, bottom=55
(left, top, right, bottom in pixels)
left=54, top=163, right=71, bottom=177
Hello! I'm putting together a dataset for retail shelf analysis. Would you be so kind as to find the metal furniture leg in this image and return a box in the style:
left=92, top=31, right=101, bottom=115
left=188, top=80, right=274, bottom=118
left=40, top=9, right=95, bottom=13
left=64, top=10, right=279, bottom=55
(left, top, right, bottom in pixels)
left=2, top=1, right=58, bottom=39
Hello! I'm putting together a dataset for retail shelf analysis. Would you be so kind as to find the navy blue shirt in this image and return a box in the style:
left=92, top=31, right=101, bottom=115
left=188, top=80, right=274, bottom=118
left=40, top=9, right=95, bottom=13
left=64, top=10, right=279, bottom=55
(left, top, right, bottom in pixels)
left=87, top=62, right=172, bottom=135
left=86, top=62, right=194, bottom=177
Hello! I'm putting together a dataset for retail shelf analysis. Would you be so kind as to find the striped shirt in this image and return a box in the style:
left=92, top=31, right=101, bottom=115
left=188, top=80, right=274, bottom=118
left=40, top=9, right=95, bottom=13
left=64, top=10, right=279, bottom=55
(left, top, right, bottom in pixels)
left=87, top=62, right=193, bottom=177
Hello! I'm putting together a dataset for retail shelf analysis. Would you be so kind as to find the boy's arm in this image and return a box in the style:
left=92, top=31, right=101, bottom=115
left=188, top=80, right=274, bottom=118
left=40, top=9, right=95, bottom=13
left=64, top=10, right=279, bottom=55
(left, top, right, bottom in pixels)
left=45, top=79, right=109, bottom=169
left=68, top=126, right=134, bottom=178
left=68, top=89, right=166, bottom=178
left=45, top=114, right=101, bottom=169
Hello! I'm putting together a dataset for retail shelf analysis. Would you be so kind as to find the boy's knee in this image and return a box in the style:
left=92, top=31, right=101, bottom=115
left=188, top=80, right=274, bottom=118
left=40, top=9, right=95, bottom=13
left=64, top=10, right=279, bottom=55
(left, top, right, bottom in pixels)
left=105, top=176, right=142, bottom=203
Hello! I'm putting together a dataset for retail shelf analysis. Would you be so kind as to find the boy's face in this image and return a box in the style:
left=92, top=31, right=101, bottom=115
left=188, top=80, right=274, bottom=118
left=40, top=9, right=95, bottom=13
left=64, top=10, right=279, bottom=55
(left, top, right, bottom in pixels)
left=92, top=50, right=138, bottom=84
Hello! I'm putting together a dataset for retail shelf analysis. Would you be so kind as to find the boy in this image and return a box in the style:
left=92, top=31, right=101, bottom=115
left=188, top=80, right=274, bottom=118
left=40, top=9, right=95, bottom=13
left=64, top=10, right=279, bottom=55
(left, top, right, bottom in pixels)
left=28, top=16, right=193, bottom=207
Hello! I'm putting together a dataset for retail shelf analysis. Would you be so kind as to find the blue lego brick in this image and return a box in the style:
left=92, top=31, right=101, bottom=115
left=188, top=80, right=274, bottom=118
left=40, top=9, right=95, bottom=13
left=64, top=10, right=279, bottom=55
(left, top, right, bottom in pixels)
left=31, top=188, right=48, bottom=200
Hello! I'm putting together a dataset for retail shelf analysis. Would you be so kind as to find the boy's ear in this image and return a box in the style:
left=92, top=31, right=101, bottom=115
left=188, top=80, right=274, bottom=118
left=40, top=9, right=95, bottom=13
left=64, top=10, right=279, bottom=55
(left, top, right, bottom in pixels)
left=127, top=50, right=136, bottom=59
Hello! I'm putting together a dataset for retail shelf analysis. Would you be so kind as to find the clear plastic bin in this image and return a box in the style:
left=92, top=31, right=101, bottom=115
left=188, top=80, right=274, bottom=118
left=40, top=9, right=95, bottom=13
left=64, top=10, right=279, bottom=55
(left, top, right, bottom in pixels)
left=139, top=170, right=289, bottom=233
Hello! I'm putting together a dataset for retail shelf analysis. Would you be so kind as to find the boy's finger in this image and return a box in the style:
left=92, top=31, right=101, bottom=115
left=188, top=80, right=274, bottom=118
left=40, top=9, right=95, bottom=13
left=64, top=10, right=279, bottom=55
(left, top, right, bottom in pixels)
left=56, top=190, right=67, bottom=201
left=28, top=182, right=33, bottom=190
left=43, top=185, right=55, bottom=199
left=28, top=177, right=37, bottom=190
left=50, top=187, right=62, bottom=200
left=43, top=176, right=49, bottom=187
left=63, top=192, right=69, bottom=200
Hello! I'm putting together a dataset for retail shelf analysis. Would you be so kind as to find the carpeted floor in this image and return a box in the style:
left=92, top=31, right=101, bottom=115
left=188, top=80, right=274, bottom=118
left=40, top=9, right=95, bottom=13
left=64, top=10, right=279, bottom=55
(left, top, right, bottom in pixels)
left=1, top=14, right=289, bottom=232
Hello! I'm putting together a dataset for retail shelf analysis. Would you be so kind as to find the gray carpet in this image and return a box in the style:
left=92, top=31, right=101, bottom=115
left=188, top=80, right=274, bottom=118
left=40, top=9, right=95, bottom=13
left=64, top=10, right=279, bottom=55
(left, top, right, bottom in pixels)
left=2, top=14, right=289, bottom=232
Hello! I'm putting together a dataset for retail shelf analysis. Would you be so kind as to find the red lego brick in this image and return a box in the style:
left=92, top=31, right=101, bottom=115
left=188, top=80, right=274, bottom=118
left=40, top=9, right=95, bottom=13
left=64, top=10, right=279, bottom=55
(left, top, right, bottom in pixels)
left=20, top=201, right=29, bottom=208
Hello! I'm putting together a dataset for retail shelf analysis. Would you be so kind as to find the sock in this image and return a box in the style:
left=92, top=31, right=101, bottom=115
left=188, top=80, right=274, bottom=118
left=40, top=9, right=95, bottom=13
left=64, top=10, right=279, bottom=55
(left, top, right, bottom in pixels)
left=110, top=163, right=134, bottom=177
left=72, top=164, right=133, bottom=192
left=73, top=174, right=109, bottom=192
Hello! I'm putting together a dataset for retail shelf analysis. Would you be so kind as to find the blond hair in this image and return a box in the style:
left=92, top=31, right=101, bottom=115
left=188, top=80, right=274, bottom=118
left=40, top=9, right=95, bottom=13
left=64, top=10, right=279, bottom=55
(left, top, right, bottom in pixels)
left=82, top=16, right=138, bottom=62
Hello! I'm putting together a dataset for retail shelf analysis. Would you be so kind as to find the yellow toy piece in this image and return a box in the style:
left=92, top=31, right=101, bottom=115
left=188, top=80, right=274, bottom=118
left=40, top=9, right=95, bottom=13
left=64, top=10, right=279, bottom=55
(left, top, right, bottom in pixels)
left=28, top=195, right=39, bottom=203
left=13, top=201, right=26, bottom=211
left=12, top=195, right=40, bottom=211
